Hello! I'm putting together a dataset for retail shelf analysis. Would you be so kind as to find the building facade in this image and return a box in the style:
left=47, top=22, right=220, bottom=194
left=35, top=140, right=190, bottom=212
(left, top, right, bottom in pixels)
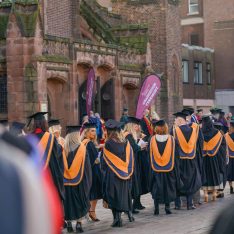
left=0, top=0, right=183, bottom=128
left=180, top=0, right=234, bottom=114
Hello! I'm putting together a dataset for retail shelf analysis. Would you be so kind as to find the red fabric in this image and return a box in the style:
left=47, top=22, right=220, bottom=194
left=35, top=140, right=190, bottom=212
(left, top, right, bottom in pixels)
left=42, top=169, right=63, bottom=234
left=143, top=116, right=153, bottom=136
left=34, top=128, right=43, bottom=134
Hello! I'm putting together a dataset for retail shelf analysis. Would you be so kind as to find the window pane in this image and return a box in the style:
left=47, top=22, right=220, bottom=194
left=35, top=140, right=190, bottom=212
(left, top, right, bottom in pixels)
left=0, top=75, right=7, bottom=113
left=182, top=61, right=189, bottom=83
left=199, top=63, right=203, bottom=84
left=190, top=0, right=198, bottom=4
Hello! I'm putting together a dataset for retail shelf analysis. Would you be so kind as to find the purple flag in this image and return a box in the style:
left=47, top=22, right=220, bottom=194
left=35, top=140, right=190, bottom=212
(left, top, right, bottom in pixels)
left=86, top=68, right=95, bottom=116
left=136, top=74, right=161, bottom=119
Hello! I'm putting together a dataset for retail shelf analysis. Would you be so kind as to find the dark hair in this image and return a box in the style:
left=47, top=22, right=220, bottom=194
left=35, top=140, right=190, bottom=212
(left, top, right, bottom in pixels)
left=32, top=119, right=48, bottom=132
left=202, top=118, right=214, bottom=133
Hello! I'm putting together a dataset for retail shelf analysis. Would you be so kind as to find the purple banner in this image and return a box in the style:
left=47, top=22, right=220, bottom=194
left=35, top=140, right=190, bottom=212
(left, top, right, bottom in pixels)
left=136, top=74, right=161, bottom=119
left=86, top=68, right=95, bottom=116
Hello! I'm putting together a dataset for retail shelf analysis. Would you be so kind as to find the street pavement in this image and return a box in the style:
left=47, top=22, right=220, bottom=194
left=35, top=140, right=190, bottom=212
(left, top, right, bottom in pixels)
left=62, top=188, right=234, bottom=234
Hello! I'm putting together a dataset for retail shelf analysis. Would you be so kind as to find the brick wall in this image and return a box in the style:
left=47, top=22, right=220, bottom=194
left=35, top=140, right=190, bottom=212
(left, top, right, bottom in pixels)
left=112, top=0, right=182, bottom=123
left=44, top=0, right=73, bottom=38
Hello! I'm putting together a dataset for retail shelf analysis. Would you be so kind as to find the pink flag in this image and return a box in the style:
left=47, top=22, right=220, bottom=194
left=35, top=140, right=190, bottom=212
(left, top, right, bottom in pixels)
left=86, top=68, right=95, bottom=116
left=136, top=74, right=161, bottom=119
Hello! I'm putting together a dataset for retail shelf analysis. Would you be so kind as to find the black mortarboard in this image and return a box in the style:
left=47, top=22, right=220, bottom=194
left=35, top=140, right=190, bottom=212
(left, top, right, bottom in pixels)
left=153, top=119, right=166, bottom=127
left=210, top=108, right=222, bottom=114
left=183, top=108, right=194, bottom=115
left=173, top=112, right=188, bottom=120
left=202, top=114, right=212, bottom=121
left=11, top=121, right=25, bottom=130
left=127, top=117, right=141, bottom=125
left=197, top=109, right=203, bottom=112
left=28, top=112, right=48, bottom=121
left=0, top=119, right=8, bottom=126
left=105, top=119, right=123, bottom=131
left=83, top=123, right=96, bottom=129
left=66, top=125, right=81, bottom=134
left=10, top=122, right=25, bottom=135
left=123, top=108, right=128, bottom=112
left=48, top=119, right=61, bottom=127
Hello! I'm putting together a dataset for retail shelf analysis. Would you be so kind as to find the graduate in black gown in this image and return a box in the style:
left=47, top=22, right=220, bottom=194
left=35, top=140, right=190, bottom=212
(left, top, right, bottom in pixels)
left=63, top=126, right=92, bottom=233
left=172, top=111, right=203, bottom=210
left=28, top=112, right=65, bottom=203
left=101, top=120, right=134, bottom=227
left=124, top=117, right=148, bottom=213
left=150, top=120, right=181, bottom=215
left=226, top=118, right=234, bottom=194
left=140, top=109, right=153, bottom=141
left=81, top=123, right=102, bottom=222
left=202, top=115, right=227, bottom=202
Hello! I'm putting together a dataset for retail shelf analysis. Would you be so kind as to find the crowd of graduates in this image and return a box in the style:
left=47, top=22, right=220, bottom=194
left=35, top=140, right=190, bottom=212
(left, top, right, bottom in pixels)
left=0, top=106, right=234, bottom=234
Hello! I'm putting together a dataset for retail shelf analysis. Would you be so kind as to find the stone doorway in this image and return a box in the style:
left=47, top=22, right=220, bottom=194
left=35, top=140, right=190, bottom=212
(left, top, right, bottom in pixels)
left=47, top=78, right=66, bottom=128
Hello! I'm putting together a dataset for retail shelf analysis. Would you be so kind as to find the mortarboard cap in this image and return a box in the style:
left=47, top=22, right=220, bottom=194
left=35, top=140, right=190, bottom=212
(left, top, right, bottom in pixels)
left=123, top=108, right=128, bottom=112
left=127, top=117, right=141, bottom=125
left=10, top=122, right=25, bottom=135
left=83, top=123, right=96, bottom=129
left=153, top=119, right=166, bottom=127
left=202, top=114, right=212, bottom=121
left=173, top=112, right=188, bottom=120
left=105, top=119, right=123, bottom=131
left=28, top=112, right=48, bottom=121
left=197, top=109, right=203, bottom=112
left=66, top=125, right=81, bottom=134
left=48, top=119, right=61, bottom=127
left=0, top=119, right=8, bottom=127
left=182, top=108, right=194, bottom=115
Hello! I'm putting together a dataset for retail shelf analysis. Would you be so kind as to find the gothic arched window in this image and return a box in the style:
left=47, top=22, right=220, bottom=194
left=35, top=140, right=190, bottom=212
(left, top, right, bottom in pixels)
left=0, top=74, right=7, bottom=113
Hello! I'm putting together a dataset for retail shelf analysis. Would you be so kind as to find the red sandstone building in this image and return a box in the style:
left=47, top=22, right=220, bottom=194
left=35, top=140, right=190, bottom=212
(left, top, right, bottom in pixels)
left=0, top=0, right=183, bottom=127
left=180, top=0, right=234, bottom=114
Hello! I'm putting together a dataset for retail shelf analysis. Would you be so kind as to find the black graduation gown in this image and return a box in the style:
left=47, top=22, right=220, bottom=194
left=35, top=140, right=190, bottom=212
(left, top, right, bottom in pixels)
left=34, top=132, right=65, bottom=201
left=227, top=133, right=234, bottom=181
left=174, top=125, right=203, bottom=195
left=202, top=129, right=226, bottom=188
left=150, top=137, right=181, bottom=204
left=64, top=147, right=92, bottom=220
left=86, top=141, right=103, bottom=200
left=101, top=139, right=132, bottom=212
left=125, top=134, right=141, bottom=199
left=137, top=136, right=151, bottom=195
left=140, top=118, right=151, bottom=141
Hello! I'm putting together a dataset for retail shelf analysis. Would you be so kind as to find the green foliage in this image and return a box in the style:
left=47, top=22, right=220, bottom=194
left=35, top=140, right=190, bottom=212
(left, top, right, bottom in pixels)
left=14, top=4, right=39, bottom=37
left=0, top=14, right=9, bottom=39
left=34, top=55, right=72, bottom=64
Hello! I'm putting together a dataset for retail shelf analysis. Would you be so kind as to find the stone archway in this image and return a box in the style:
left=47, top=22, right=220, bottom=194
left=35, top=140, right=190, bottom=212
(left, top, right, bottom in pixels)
left=123, top=83, right=139, bottom=116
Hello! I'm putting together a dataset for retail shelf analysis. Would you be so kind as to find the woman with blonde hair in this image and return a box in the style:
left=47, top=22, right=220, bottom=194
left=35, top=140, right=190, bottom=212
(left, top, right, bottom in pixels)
left=102, top=119, right=134, bottom=227
left=63, top=126, right=92, bottom=233
left=81, top=123, right=102, bottom=222
left=48, top=119, right=65, bottom=148
left=150, top=120, right=181, bottom=215
left=124, top=117, right=148, bottom=214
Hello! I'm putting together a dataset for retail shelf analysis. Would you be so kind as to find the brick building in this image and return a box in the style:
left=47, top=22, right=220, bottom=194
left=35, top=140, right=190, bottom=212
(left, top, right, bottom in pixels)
left=180, top=0, right=234, bottom=114
left=0, top=0, right=182, bottom=128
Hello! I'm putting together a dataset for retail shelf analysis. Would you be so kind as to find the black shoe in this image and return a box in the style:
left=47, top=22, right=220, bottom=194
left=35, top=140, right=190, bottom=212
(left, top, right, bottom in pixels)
left=76, top=222, right=84, bottom=233
left=135, top=204, right=146, bottom=210
left=187, top=205, right=196, bottom=210
left=217, top=192, right=224, bottom=198
left=112, top=212, right=122, bottom=228
left=67, top=221, right=74, bottom=233
left=132, top=209, right=139, bottom=214
left=63, top=220, right=67, bottom=229
left=127, top=211, right=135, bottom=222
left=165, top=205, right=172, bottom=215
left=174, top=206, right=181, bottom=210
left=230, top=187, right=234, bottom=194
left=154, top=203, right=159, bottom=216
